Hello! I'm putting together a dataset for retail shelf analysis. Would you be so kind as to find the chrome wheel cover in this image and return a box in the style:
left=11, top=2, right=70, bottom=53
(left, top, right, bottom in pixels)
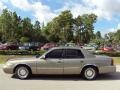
left=84, top=68, right=96, bottom=80
left=17, top=67, right=29, bottom=79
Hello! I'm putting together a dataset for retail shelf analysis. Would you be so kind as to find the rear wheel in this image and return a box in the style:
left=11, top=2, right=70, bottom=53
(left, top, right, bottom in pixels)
left=15, top=66, right=31, bottom=79
left=82, top=67, right=98, bottom=80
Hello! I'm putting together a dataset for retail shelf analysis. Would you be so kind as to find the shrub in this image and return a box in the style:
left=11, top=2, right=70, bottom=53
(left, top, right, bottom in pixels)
left=94, top=51, right=120, bottom=57
left=0, top=50, right=120, bottom=57
left=0, top=50, right=46, bottom=55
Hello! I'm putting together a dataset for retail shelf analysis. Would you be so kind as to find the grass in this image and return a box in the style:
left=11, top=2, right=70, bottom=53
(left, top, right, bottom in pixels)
left=113, top=57, right=120, bottom=65
left=0, top=55, right=120, bottom=65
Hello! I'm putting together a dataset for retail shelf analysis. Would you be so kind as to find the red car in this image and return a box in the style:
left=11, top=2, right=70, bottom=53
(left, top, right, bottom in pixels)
left=100, top=46, right=114, bottom=52
left=41, top=43, right=57, bottom=50
left=0, top=43, right=18, bottom=50
left=0, top=44, right=7, bottom=50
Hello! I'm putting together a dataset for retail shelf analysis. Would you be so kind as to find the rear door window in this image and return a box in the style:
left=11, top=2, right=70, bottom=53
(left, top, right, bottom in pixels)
left=65, top=49, right=84, bottom=58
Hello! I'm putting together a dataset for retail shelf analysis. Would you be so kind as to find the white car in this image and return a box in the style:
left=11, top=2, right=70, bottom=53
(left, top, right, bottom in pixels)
left=82, top=44, right=97, bottom=51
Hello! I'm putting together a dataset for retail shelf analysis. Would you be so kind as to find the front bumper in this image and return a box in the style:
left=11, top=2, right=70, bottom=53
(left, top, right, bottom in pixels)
left=3, top=65, right=13, bottom=74
left=99, top=65, right=116, bottom=74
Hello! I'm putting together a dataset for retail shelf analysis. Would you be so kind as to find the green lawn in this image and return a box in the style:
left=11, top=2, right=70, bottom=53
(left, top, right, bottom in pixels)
left=113, top=57, right=120, bottom=65
left=0, top=55, right=120, bottom=65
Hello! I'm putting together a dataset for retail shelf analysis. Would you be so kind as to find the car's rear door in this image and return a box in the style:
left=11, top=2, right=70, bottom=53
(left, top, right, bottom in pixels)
left=63, top=49, right=85, bottom=74
left=37, top=49, right=64, bottom=74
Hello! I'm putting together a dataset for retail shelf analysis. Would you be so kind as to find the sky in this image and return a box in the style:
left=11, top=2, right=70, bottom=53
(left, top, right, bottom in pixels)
left=0, top=0, right=120, bottom=36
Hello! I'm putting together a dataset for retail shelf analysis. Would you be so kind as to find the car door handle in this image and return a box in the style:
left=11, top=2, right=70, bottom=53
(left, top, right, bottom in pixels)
left=57, top=61, right=62, bottom=63
left=80, top=61, right=84, bottom=63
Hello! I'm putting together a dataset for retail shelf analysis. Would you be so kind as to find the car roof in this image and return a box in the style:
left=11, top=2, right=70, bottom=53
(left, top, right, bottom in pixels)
left=51, top=46, right=82, bottom=50
left=49, top=47, right=95, bottom=58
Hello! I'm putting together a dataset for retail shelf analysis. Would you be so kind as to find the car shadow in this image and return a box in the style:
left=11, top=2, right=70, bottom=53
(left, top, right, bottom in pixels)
left=12, top=71, right=120, bottom=81
left=97, top=72, right=120, bottom=81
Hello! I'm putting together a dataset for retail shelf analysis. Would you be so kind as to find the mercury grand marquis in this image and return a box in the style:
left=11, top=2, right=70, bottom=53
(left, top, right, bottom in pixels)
left=3, top=47, right=116, bottom=80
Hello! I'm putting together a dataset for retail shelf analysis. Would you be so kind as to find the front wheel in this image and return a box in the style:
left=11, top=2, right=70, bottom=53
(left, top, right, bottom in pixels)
left=82, top=67, right=98, bottom=80
left=15, top=66, right=31, bottom=79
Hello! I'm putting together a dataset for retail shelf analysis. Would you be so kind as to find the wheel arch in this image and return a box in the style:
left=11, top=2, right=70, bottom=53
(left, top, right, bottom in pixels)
left=13, top=64, right=32, bottom=74
left=81, top=64, right=99, bottom=74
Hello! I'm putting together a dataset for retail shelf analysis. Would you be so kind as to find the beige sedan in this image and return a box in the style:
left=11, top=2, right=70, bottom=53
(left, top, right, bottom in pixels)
left=3, top=47, right=116, bottom=80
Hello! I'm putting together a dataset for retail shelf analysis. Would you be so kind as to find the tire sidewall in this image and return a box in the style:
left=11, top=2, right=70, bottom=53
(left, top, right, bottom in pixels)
left=15, top=66, right=31, bottom=79
left=82, top=67, right=97, bottom=80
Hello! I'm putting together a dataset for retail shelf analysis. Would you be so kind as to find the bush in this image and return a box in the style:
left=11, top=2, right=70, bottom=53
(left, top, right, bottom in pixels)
left=94, top=51, right=120, bottom=57
left=0, top=50, right=46, bottom=55
left=0, top=50, right=120, bottom=57
left=20, top=37, right=30, bottom=43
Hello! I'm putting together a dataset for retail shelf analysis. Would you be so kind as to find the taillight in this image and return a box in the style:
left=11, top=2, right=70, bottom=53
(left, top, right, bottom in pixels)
left=111, top=58, right=114, bottom=65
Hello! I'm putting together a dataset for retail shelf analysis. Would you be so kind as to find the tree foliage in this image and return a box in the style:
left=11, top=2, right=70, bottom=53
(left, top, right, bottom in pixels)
left=0, top=9, right=43, bottom=43
left=91, top=31, right=104, bottom=45
left=0, top=9, right=98, bottom=44
left=74, top=14, right=97, bottom=44
left=104, top=30, right=120, bottom=45
left=20, top=37, right=30, bottom=43
left=44, top=11, right=97, bottom=44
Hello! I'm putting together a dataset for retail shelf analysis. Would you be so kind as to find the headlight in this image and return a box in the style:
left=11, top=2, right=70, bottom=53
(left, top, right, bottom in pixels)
left=6, top=62, right=13, bottom=66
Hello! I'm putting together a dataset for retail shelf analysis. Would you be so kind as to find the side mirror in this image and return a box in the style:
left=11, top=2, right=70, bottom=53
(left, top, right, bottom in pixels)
left=40, top=55, right=46, bottom=59
left=36, top=54, right=40, bottom=58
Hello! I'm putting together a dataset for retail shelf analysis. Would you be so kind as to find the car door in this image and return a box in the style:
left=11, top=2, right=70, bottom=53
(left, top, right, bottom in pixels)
left=63, top=49, right=85, bottom=74
left=36, top=49, right=64, bottom=74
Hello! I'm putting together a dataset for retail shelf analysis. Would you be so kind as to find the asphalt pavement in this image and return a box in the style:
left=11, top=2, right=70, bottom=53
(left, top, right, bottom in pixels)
left=0, top=64, right=120, bottom=90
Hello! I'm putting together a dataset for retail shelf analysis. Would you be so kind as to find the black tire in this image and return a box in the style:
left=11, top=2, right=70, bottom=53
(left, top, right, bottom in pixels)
left=82, top=67, right=98, bottom=80
left=15, top=66, right=31, bottom=79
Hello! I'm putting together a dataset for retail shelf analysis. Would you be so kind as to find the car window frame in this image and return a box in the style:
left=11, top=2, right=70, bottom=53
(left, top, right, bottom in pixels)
left=45, top=49, right=64, bottom=59
left=64, top=49, right=84, bottom=59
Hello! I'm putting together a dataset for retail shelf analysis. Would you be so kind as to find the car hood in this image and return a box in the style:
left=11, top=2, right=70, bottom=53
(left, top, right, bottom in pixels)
left=7, top=57, right=37, bottom=63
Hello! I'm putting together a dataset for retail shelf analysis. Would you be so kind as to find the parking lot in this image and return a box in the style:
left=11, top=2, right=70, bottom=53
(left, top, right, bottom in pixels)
left=0, top=65, right=120, bottom=90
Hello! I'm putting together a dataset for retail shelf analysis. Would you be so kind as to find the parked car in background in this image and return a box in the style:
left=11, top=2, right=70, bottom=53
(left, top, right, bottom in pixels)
left=102, top=47, right=114, bottom=52
left=37, top=43, right=44, bottom=50
left=82, top=44, right=98, bottom=52
left=29, top=42, right=39, bottom=50
left=116, top=45, right=120, bottom=51
left=0, top=44, right=7, bottom=50
left=65, top=43, right=76, bottom=47
left=100, top=45, right=114, bottom=52
left=0, top=43, right=18, bottom=50
left=41, top=43, right=57, bottom=50
left=3, top=47, right=116, bottom=80
left=19, top=42, right=41, bottom=51
left=19, top=45, right=30, bottom=50
left=5, top=43, right=18, bottom=50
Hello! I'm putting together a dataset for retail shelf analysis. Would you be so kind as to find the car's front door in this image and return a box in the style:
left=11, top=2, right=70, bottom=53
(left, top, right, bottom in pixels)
left=36, top=49, right=64, bottom=74
left=63, top=49, right=85, bottom=74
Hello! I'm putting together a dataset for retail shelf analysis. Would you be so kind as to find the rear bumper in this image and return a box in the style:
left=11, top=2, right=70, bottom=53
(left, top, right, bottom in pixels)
left=99, top=66, right=116, bottom=74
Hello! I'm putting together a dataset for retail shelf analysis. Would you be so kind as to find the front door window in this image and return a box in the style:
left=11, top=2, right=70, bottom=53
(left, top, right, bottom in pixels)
left=46, top=49, right=63, bottom=59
